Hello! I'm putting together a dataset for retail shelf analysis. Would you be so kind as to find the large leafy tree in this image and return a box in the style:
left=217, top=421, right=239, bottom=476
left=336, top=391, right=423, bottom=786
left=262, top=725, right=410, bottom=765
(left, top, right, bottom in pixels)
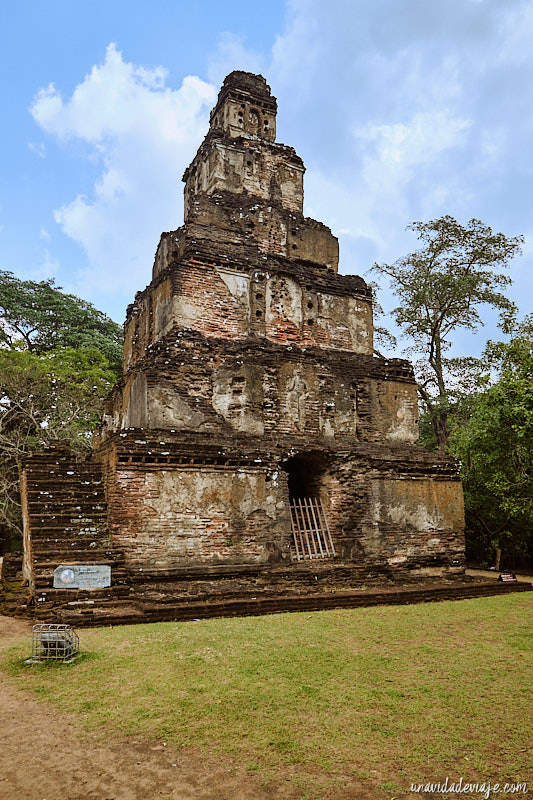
left=0, top=271, right=123, bottom=377
left=0, top=272, right=123, bottom=551
left=449, top=315, right=533, bottom=568
left=372, top=216, right=523, bottom=451
left=0, top=347, right=117, bottom=546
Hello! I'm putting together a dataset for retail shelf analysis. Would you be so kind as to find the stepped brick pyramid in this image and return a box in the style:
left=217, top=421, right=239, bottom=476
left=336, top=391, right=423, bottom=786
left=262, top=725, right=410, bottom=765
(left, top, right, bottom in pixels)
left=17, top=71, right=480, bottom=625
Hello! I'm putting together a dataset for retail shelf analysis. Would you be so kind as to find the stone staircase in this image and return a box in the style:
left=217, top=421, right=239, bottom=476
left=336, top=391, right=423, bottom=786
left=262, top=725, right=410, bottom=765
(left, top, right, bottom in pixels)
left=23, top=455, right=110, bottom=586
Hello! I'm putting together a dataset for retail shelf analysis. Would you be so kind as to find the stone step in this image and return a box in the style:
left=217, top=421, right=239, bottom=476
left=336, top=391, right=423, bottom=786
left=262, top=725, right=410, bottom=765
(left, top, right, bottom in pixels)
left=33, top=555, right=113, bottom=566
left=34, top=585, right=131, bottom=601
left=124, top=561, right=375, bottom=585
left=33, top=555, right=122, bottom=567
left=136, top=581, right=533, bottom=624
left=27, top=516, right=107, bottom=524
left=55, top=603, right=145, bottom=626
left=31, top=579, right=531, bottom=628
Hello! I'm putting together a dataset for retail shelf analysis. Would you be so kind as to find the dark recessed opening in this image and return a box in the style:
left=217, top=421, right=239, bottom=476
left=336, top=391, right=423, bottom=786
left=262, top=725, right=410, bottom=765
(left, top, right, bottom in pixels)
left=284, top=455, right=336, bottom=560
left=284, top=454, right=326, bottom=501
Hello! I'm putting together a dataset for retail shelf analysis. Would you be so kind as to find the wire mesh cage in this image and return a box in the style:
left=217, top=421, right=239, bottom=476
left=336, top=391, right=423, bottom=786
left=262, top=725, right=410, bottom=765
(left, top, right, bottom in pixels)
left=28, top=623, right=80, bottom=664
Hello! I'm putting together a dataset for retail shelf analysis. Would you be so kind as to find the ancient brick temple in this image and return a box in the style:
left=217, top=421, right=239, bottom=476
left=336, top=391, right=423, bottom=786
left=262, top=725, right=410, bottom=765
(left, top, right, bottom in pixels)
left=19, top=72, right=467, bottom=622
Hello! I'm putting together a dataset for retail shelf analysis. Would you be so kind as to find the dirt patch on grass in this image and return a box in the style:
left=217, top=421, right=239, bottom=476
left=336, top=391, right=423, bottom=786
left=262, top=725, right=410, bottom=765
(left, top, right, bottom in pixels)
left=5, top=598, right=529, bottom=800
left=0, top=616, right=389, bottom=800
left=0, top=617, right=297, bottom=800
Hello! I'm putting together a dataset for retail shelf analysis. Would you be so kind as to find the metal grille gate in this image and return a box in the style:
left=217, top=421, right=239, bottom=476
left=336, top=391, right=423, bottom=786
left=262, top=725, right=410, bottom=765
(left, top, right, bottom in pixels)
left=289, top=497, right=336, bottom=560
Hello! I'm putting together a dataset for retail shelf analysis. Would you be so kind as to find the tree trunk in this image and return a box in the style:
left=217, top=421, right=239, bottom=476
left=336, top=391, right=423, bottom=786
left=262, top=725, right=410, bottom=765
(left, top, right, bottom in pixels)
left=432, top=409, right=449, bottom=453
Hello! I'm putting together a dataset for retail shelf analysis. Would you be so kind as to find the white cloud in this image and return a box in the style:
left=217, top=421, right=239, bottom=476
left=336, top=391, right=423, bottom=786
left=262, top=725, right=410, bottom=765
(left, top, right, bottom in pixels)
left=353, top=112, right=471, bottom=225
left=207, top=33, right=266, bottom=86
left=28, top=248, right=61, bottom=281
left=362, top=111, right=470, bottom=160
left=271, top=3, right=531, bottom=242
left=31, top=44, right=216, bottom=297
left=267, top=0, right=533, bottom=356
left=28, top=141, right=45, bottom=158
left=27, top=6, right=533, bottom=357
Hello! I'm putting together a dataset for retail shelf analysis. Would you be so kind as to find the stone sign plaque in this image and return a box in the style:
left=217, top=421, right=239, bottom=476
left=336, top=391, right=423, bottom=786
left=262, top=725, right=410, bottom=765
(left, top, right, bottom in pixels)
left=53, top=564, right=111, bottom=589
left=497, top=572, right=518, bottom=583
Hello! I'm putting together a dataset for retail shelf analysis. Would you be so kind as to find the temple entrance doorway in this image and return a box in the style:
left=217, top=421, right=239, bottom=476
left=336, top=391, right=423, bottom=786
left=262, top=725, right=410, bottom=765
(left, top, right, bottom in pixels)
left=284, top=455, right=336, bottom=561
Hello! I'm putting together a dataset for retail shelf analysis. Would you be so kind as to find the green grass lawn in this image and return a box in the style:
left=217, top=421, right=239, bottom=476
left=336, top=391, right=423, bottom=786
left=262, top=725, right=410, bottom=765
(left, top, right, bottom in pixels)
left=2, top=594, right=532, bottom=798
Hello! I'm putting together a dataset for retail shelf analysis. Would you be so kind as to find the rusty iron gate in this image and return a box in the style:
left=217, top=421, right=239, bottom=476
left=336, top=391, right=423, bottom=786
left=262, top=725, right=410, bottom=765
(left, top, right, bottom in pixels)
left=289, top=497, right=336, bottom=560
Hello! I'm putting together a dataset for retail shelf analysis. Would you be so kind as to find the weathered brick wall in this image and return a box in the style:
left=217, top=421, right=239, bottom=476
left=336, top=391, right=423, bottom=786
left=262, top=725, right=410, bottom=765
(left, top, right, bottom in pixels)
left=320, top=458, right=465, bottom=575
left=123, top=354, right=383, bottom=444
left=99, top=432, right=291, bottom=570
left=280, top=446, right=464, bottom=574
left=124, top=257, right=372, bottom=369
left=179, top=193, right=339, bottom=269
left=208, top=71, right=278, bottom=141
left=185, top=138, right=305, bottom=213
left=19, top=448, right=110, bottom=591
left=183, top=73, right=302, bottom=217
left=109, top=331, right=417, bottom=446
left=92, top=430, right=464, bottom=578
left=366, top=475, right=465, bottom=573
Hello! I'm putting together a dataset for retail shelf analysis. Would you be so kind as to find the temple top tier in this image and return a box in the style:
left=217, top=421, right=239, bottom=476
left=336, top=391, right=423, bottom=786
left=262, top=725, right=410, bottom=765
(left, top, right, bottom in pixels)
left=208, top=70, right=277, bottom=141
left=183, top=71, right=305, bottom=218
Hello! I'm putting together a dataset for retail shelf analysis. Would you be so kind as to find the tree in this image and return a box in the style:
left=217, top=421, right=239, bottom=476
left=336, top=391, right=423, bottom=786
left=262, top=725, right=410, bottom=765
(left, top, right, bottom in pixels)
left=0, top=271, right=123, bottom=377
left=372, top=216, right=523, bottom=451
left=0, top=271, right=124, bottom=551
left=0, top=347, right=117, bottom=546
left=449, top=315, right=533, bottom=568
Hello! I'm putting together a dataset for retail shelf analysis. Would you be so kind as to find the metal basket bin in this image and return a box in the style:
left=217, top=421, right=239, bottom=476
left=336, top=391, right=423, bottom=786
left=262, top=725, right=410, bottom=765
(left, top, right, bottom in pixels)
left=30, top=623, right=79, bottom=663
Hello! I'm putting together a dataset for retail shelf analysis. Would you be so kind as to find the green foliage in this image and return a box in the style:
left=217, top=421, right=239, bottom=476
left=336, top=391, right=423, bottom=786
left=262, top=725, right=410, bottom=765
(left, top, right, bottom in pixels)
left=0, top=346, right=116, bottom=455
left=0, top=347, right=117, bottom=538
left=372, top=216, right=523, bottom=450
left=449, top=315, right=533, bottom=567
left=0, top=271, right=123, bottom=546
left=0, top=270, right=123, bottom=377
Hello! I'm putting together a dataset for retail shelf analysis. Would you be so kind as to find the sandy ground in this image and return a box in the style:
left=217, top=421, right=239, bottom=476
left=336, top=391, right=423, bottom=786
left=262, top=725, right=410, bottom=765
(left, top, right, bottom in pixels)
left=0, top=616, right=386, bottom=800
left=465, top=568, right=532, bottom=582
left=0, top=616, right=306, bottom=800
left=1, top=573, right=529, bottom=799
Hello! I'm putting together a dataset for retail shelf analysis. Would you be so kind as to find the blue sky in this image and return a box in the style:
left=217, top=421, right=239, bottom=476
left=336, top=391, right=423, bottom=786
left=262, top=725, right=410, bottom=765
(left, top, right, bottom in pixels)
left=1, top=0, right=531, bottom=358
